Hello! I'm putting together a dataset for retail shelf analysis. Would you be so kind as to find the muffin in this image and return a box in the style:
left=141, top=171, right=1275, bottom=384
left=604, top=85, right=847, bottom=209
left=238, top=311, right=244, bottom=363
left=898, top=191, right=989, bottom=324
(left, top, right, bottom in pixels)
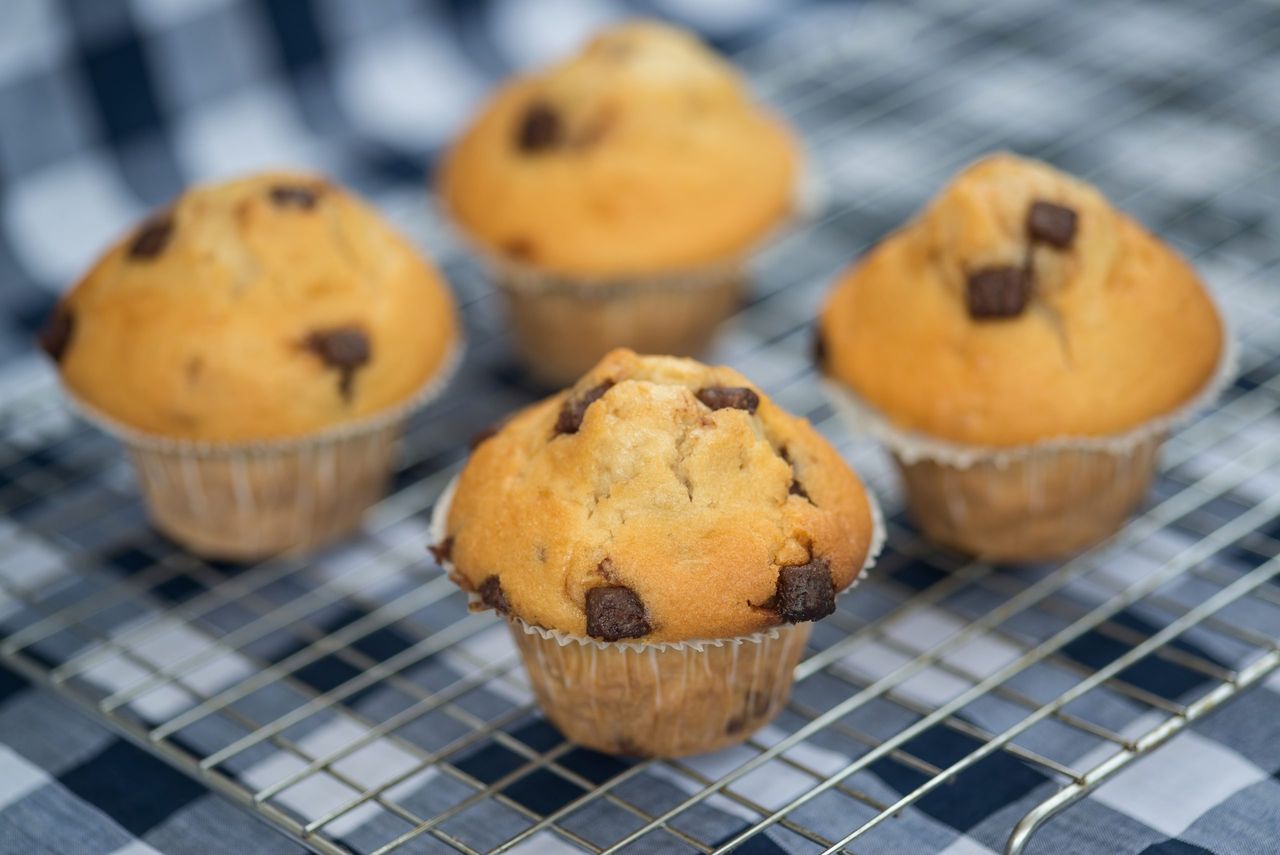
left=41, top=171, right=460, bottom=559
left=819, top=153, right=1227, bottom=561
left=431, top=349, right=880, bottom=756
left=440, top=21, right=800, bottom=386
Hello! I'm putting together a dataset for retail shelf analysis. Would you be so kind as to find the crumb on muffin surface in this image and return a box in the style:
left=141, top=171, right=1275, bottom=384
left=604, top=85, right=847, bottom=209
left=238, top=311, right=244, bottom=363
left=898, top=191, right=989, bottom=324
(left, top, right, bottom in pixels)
left=440, top=349, right=875, bottom=643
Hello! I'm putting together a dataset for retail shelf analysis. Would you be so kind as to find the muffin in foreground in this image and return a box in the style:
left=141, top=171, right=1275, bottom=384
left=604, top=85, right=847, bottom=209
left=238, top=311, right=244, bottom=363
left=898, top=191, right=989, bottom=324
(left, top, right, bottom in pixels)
left=41, top=171, right=460, bottom=559
left=432, top=349, right=879, bottom=756
left=819, top=153, right=1227, bottom=561
left=440, top=21, right=799, bottom=385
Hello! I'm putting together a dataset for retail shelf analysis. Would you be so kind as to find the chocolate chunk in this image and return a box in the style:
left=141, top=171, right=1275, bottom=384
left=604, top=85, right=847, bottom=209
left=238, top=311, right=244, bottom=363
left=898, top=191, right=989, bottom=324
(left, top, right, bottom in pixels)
left=554, top=381, right=614, bottom=435
left=586, top=585, right=650, bottom=641
left=1027, top=201, right=1077, bottom=249
left=38, top=306, right=74, bottom=363
left=516, top=102, right=563, bottom=152
left=428, top=536, right=453, bottom=565
left=128, top=215, right=174, bottom=260
left=812, top=324, right=827, bottom=370
left=774, top=559, right=836, bottom=623
left=269, top=184, right=320, bottom=209
left=502, top=237, right=536, bottom=262
left=779, top=446, right=811, bottom=502
left=307, top=328, right=370, bottom=367
left=696, top=386, right=759, bottom=414
left=469, top=424, right=500, bottom=451
left=966, top=266, right=1030, bottom=319
left=305, top=326, right=371, bottom=400
left=478, top=575, right=510, bottom=613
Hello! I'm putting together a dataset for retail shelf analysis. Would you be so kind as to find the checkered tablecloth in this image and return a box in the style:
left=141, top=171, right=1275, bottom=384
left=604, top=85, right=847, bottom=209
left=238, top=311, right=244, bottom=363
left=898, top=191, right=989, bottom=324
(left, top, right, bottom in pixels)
left=3, top=0, right=1280, bottom=853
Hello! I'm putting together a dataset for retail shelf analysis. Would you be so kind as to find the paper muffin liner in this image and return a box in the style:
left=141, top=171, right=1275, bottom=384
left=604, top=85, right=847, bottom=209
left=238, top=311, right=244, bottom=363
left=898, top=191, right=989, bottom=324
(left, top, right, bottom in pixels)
left=67, top=338, right=463, bottom=561
left=492, top=260, right=748, bottom=388
left=443, top=159, right=813, bottom=387
left=429, top=471, right=885, bottom=756
left=822, top=324, right=1236, bottom=561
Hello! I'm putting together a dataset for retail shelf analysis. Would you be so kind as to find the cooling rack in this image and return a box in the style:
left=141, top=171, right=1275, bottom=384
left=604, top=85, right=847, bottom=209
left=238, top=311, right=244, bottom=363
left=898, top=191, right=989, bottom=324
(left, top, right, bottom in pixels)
left=3, top=0, right=1280, bottom=852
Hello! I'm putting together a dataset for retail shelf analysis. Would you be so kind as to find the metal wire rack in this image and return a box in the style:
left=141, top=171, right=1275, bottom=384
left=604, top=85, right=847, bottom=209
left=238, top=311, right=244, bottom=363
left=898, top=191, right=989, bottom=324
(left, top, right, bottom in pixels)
left=3, top=0, right=1280, bottom=852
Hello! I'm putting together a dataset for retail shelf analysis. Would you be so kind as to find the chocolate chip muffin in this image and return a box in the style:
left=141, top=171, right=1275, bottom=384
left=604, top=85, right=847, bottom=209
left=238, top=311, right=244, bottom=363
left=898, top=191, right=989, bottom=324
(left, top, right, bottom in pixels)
left=432, top=349, right=879, bottom=756
left=42, top=171, right=460, bottom=559
left=819, top=153, right=1227, bottom=560
left=440, top=21, right=800, bottom=385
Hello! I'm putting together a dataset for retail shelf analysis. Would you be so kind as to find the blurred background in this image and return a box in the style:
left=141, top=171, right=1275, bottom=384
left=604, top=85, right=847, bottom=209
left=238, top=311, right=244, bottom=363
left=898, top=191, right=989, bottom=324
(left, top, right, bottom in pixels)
left=3, top=2, right=1280, bottom=853
left=0, top=0, right=835, bottom=365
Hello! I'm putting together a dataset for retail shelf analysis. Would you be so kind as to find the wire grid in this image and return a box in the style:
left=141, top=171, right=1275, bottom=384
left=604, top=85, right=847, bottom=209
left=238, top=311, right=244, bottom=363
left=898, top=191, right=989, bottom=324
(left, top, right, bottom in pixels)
left=2, top=0, right=1280, bottom=852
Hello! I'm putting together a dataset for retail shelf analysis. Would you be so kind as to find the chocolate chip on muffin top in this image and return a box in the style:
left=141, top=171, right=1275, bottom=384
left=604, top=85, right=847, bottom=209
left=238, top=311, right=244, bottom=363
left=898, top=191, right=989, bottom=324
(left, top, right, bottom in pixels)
left=967, top=266, right=1031, bottom=319
left=774, top=559, right=836, bottom=622
left=965, top=197, right=1080, bottom=321
left=586, top=585, right=650, bottom=640
left=269, top=183, right=321, bottom=209
left=516, top=102, right=564, bottom=152
left=129, top=215, right=174, bottom=260
left=1027, top=200, right=1077, bottom=248
left=478, top=576, right=510, bottom=614
left=440, top=349, right=876, bottom=642
left=812, top=323, right=828, bottom=370
left=696, top=386, right=759, bottom=413
left=554, top=381, right=614, bottom=435
left=38, top=306, right=75, bottom=363
left=305, top=326, right=371, bottom=401
left=429, top=536, right=454, bottom=565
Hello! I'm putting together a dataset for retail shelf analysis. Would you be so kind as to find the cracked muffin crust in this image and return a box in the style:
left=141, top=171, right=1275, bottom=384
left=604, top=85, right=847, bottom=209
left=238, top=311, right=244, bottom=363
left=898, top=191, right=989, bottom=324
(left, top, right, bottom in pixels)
left=819, top=153, right=1224, bottom=447
left=440, top=349, right=876, bottom=643
left=440, top=20, right=798, bottom=279
left=42, top=171, right=458, bottom=442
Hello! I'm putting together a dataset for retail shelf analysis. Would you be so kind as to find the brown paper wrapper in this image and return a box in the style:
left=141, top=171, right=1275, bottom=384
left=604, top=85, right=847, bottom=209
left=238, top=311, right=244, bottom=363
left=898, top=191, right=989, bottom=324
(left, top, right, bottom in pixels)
left=495, top=264, right=746, bottom=388
left=888, top=438, right=1164, bottom=561
left=429, top=472, right=884, bottom=756
left=823, top=327, right=1235, bottom=562
left=68, top=341, right=463, bottom=561
left=512, top=619, right=811, bottom=757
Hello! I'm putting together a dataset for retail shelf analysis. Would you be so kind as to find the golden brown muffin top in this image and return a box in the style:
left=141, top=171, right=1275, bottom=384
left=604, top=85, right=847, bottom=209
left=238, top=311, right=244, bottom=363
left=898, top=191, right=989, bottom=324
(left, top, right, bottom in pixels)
left=41, top=171, right=459, bottom=442
left=819, top=153, right=1224, bottom=447
left=440, top=21, right=798, bottom=279
left=437, top=349, right=876, bottom=643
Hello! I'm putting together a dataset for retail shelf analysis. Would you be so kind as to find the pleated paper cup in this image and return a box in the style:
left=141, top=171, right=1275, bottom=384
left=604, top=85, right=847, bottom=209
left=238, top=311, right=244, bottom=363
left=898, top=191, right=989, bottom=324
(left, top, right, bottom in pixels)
left=822, top=331, right=1235, bottom=562
left=490, top=261, right=748, bottom=388
left=511, top=617, right=811, bottom=757
left=430, top=473, right=884, bottom=757
left=69, top=341, right=462, bottom=562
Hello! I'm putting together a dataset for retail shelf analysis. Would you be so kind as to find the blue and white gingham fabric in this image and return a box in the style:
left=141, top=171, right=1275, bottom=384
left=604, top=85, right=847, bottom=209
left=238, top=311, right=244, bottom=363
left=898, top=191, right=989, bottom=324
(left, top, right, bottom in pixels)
left=3, top=0, right=1280, bottom=853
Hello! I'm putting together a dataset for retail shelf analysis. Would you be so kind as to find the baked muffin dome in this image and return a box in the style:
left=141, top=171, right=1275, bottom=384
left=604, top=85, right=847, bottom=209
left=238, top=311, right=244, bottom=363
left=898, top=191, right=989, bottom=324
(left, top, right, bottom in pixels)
left=819, top=154, right=1224, bottom=447
left=440, top=349, right=876, bottom=643
left=42, top=171, right=459, bottom=442
left=440, top=21, right=798, bottom=279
